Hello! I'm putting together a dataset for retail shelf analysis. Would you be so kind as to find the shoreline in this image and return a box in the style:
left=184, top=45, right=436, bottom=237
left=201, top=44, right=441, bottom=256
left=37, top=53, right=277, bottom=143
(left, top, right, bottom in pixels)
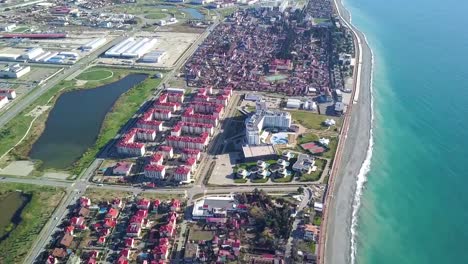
left=320, top=0, right=374, bottom=263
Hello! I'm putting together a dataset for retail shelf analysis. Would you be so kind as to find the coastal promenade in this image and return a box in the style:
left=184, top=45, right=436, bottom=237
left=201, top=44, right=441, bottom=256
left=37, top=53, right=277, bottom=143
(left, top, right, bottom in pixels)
left=319, top=0, right=374, bottom=264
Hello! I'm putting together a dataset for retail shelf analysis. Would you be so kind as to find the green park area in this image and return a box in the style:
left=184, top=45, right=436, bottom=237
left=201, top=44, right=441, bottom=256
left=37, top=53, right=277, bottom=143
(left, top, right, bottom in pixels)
left=288, top=110, right=341, bottom=130
left=0, top=183, right=64, bottom=263
left=144, top=13, right=168, bottom=20
left=75, top=69, right=114, bottom=81
left=0, top=67, right=164, bottom=176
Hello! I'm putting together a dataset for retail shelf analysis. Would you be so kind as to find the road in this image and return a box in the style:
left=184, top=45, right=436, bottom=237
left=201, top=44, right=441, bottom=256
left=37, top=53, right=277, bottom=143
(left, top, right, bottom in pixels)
left=21, top=19, right=220, bottom=264
left=285, top=187, right=313, bottom=261
left=0, top=35, right=127, bottom=130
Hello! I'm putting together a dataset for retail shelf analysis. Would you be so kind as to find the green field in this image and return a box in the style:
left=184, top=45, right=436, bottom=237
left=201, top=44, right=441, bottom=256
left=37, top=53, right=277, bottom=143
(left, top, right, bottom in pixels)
left=76, top=69, right=114, bottom=81
left=12, top=26, right=29, bottom=33
left=188, top=230, right=214, bottom=241
left=297, top=133, right=319, bottom=145
left=321, top=137, right=338, bottom=159
left=145, top=13, right=168, bottom=19
left=0, top=183, right=64, bottom=264
left=288, top=110, right=340, bottom=130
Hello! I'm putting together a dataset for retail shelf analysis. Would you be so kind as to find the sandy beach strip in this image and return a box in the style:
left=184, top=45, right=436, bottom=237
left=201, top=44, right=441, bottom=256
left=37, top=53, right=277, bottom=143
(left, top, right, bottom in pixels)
left=319, top=0, right=374, bottom=263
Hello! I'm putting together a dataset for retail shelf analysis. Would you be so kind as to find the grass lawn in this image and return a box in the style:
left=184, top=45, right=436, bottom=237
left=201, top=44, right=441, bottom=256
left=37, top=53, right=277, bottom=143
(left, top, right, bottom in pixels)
left=188, top=230, right=214, bottom=241
left=145, top=13, right=168, bottom=19
left=272, top=175, right=293, bottom=183
left=84, top=188, right=133, bottom=202
left=76, top=69, right=114, bottom=81
left=234, top=178, right=247, bottom=183
left=0, top=183, right=64, bottom=264
left=297, top=133, right=319, bottom=145
left=12, top=26, right=29, bottom=33
left=300, top=159, right=326, bottom=182
left=251, top=177, right=269, bottom=183
left=313, top=215, right=322, bottom=226
left=297, top=240, right=316, bottom=254
left=288, top=110, right=340, bottom=130
left=321, top=137, right=338, bottom=159
left=140, top=192, right=185, bottom=201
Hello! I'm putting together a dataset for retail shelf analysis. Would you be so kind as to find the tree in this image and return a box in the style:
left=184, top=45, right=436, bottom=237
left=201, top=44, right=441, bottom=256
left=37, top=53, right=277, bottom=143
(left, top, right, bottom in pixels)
left=297, top=186, right=304, bottom=194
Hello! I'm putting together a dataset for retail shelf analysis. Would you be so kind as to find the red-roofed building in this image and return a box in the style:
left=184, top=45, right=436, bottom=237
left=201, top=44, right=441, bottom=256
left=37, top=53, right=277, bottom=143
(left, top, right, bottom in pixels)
left=153, top=245, right=169, bottom=260
left=113, top=162, right=134, bottom=176
left=154, top=101, right=181, bottom=112
left=182, top=109, right=219, bottom=126
left=106, top=208, right=119, bottom=219
left=130, top=215, right=144, bottom=225
left=166, top=92, right=185, bottom=103
left=159, top=237, right=169, bottom=246
left=120, top=248, right=130, bottom=259
left=89, top=250, right=99, bottom=259
left=80, top=196, right=91, bottom=207
left=0, top=89, right=16, bottom=100
left=166, top=132, right=209, bottom=150
left=168, top=211, right=178, bottom=224
left=152, top=200, right=161, bottom=212
left=64, top=225, right=74, bottom=235
left=70, top=216, right=85, bottom=227
left=159, top=223, right=175, bottom=237
left=176, top=122, right=214, bottom=136
left=126, top=223, right=142, bottom=237
left=144, top=164, right=166, bottom=179
left=137, top=110, right=164, bottom=131
left=87, top=258, right=96, bottom=264
left=112, top=198, right=123, bottom=208
left=97, top=236, right=106, bottom=245
left=137, top=198, right=151, bottom=209
left=46, top=255, right=57, bottom=264
left=125, top=237, right=135, bottom=248
left=101, top=227, right=111, bottom=237
left=150, top=153, right=163, bottom=165
left=181, top=148, right=201, bottom=161
left=185, top=157, right=197, bottom=172
left=174, top=166, right=192, bottom=183
left=135, top=209, right=148, bottom=219
left=158, top=145, right=174, bottom=159
left=104, top=218, right=117, bottom=228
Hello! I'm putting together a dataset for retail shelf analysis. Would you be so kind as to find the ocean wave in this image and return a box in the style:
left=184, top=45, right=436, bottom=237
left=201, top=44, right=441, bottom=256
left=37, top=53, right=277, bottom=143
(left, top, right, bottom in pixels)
left=350, top=33, right=375, bottom=264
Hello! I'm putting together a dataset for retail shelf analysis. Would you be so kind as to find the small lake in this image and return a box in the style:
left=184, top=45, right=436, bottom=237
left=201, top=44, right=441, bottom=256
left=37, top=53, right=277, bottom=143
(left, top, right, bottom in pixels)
left=153, top=5, right=205, bottom=20
left=29, top=74, right=147, bottom=169
left=0, top=192, right=30, bottom=242
left=181, top=8, right=205, bottom=20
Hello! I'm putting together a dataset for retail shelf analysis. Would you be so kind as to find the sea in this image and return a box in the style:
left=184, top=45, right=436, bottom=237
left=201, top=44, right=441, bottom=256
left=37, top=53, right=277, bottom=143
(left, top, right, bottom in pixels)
left=344, top=0, right=468, bottom=263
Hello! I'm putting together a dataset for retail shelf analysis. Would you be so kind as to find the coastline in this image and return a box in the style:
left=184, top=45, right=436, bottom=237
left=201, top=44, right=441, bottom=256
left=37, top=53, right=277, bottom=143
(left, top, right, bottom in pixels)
left=321, top=0, right=374, bottom=263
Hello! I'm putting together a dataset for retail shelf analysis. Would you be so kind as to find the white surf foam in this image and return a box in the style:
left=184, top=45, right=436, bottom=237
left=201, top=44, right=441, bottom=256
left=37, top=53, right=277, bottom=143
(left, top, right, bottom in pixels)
left=350, top=33, right=375, bottom=264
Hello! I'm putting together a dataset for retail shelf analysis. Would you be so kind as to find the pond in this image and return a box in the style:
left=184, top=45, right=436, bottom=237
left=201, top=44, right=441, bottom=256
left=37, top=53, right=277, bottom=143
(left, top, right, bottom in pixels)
left=29, top=74, right=147, bottom=169
left=0, top=192, right=30, bottom=242
left=180, top=8, right=205, bottom=20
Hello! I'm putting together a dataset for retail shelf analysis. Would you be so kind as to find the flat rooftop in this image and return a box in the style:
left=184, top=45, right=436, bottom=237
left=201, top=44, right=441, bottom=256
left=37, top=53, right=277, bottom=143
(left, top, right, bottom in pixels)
left=242, top=145, right=276, bottom=159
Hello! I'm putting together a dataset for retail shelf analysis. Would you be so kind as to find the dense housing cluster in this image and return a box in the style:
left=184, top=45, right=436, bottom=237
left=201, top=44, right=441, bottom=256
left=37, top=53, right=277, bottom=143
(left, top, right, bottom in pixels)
left=114, top=86, right=233, bottom=184
left=185, top=4, right=338, bottom=96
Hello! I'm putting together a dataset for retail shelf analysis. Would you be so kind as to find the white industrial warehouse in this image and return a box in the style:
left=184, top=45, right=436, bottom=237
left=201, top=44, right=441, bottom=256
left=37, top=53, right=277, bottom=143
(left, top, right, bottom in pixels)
left=81, top=37, right=107, bottom=51
left=105, top=37, right=157, bottom=59
left=139, top=50, right=166, bottom=63
left=0, top=64, right=30, bottom=78
left=0, top=47, right=79, bottom=64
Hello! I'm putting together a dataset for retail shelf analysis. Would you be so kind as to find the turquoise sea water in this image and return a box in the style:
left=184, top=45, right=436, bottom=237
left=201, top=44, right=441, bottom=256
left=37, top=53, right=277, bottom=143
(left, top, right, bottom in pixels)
left=345, top=0, right=468, bottom=263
